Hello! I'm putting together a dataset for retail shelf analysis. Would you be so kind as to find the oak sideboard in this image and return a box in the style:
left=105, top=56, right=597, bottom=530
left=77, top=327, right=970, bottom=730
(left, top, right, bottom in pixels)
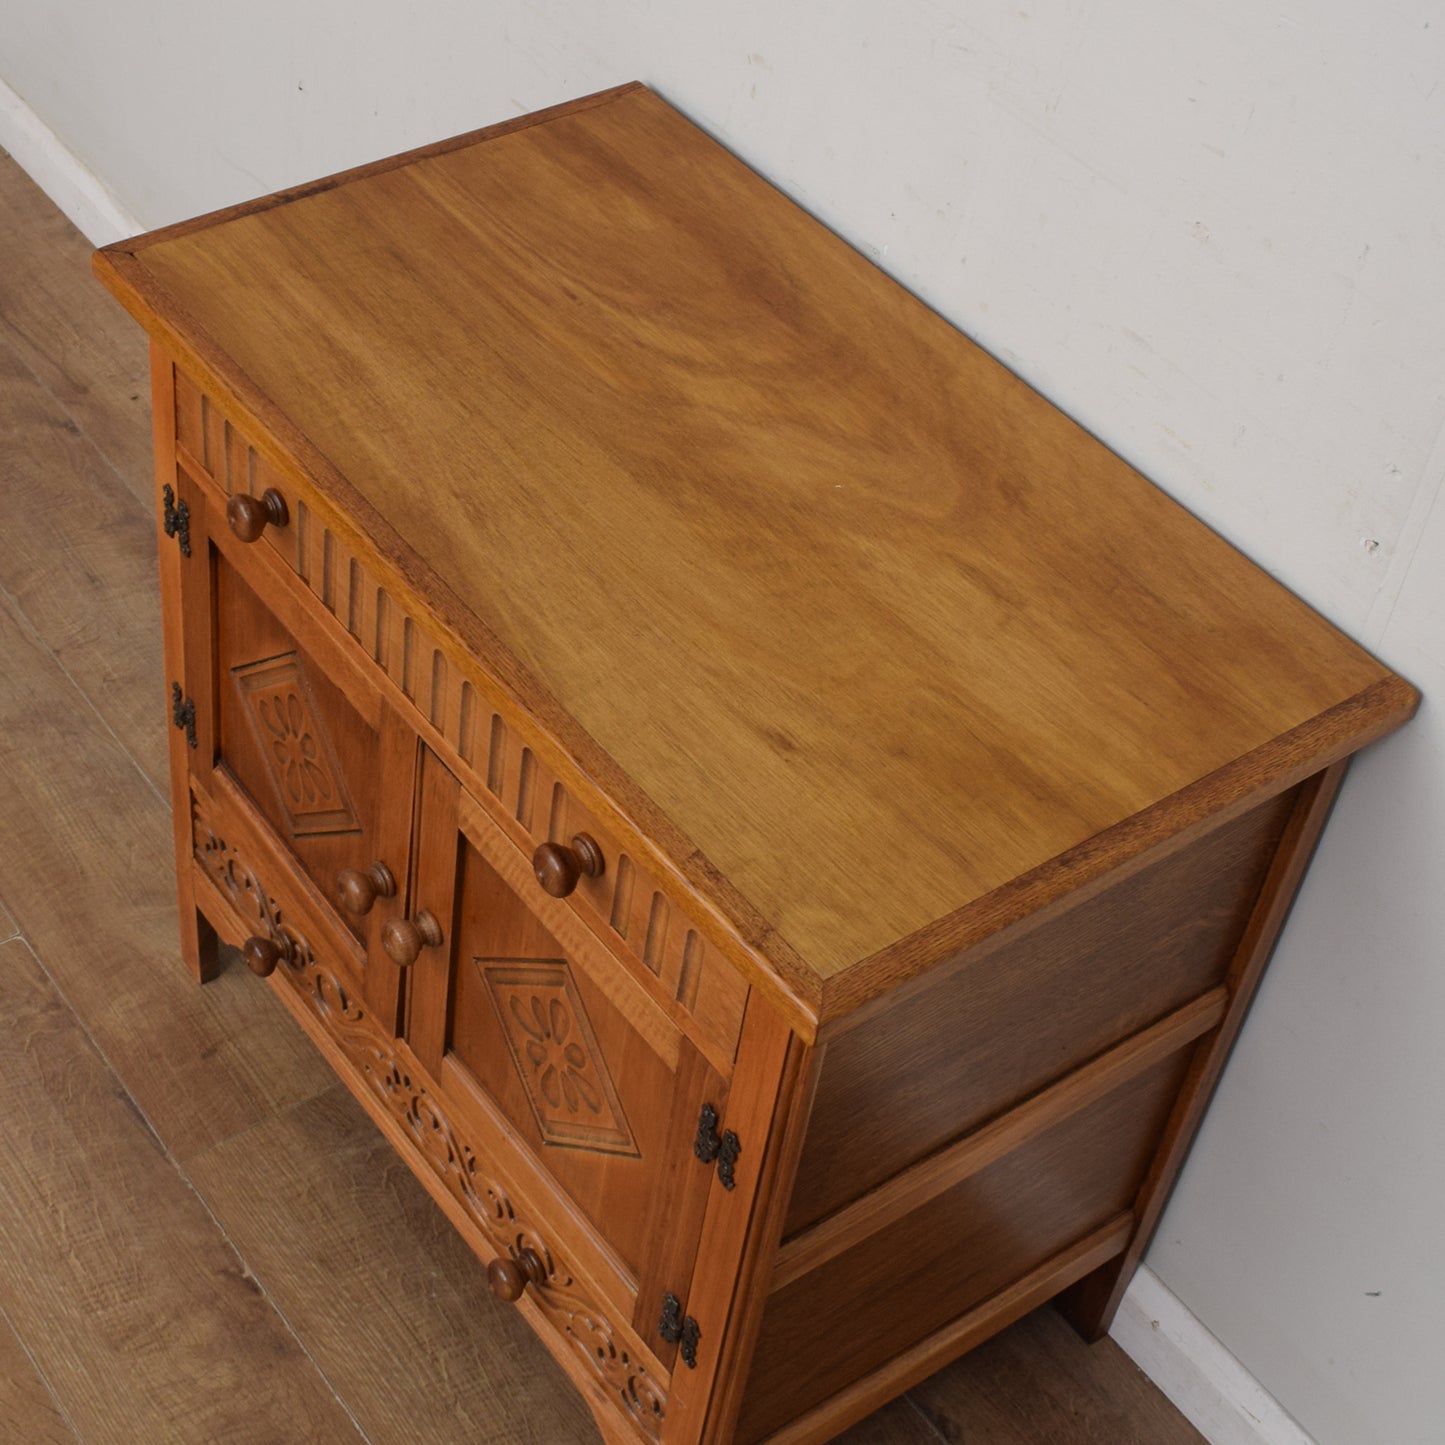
left=94, top=82, right=1417, bottom=1444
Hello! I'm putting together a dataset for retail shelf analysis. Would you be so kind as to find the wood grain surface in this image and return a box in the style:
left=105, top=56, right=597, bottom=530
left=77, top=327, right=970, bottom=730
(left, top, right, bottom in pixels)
left=213, top=552, right=385, bottom=944
left=445, top=815, right=710, bottom=1284
left=184, top=1081, right=598, bottom=1443
left=758, top=1218, right=1134, bottom=1445
left=0, top=589, right=337, bottom=1160
left=96, top=84, right=1407, bottom=999
left=0, top=939, right=361, bottom=1443
left=0, top=1307, right=77, bottom=1445
left=787, top=788, right=1294, bottom=1231
left=773, top=992, right=1225, bottom=1292
left=0, top=336, right=168, bottom=793
left=903, top=1306, right=1206, bottom=1445
left=738, top=1054, right=1189, bottom=1440
left=1061, top=760, right=1353, bottom=1340
left=152, top=361, right=221, bottom=981
left=0, top=150, right=153, bottom=505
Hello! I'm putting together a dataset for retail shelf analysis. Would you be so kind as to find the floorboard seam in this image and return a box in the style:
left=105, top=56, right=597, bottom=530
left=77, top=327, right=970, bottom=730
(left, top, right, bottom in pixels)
left=158, top=1054, right=374, bottom=1440
left=0, top=1297, right=85, bottom=1443
left=0, top=573, right=170, bottom=810
left=182, top=1072, right=347, bottom=1169
left=6, top=931, right=372, bottom=1444
left=900, top=1392, right=954, bottom=1444
left=0, top=295, right=154, bottom=515
left=172, top=1164, right=377, bottom=1444
left=4, top=931, right=187, bottom=1174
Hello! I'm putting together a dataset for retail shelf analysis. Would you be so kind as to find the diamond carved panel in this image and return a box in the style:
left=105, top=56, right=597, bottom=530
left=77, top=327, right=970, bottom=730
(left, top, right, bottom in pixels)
left=232, top=651, right=361, bottom=837
left=481, top=960, right=639, bottom=1157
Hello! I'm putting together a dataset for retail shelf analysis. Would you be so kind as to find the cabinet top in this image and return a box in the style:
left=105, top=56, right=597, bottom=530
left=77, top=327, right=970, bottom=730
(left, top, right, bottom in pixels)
left=96, top=83, right=1413, bottom=1016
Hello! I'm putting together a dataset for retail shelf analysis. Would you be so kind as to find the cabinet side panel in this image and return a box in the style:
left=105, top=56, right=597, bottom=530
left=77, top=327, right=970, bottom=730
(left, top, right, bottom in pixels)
left=153, top=345, right=219, bottom=980
left=738, top=1051, right=1191, bottom=1442
left=787, top=789, right=1297, bottom=1234
left=1059, top=759, right=1350, bottom=1338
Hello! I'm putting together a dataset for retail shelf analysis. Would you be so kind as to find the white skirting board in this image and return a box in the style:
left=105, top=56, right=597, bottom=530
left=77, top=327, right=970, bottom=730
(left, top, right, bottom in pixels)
left=1112, top=1267, right=1318, bottom=1445
left=0, top=74, right=142, bottom=245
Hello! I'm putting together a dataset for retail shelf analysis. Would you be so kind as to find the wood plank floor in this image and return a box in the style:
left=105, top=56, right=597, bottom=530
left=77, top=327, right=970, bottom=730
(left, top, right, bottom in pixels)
left=0, top=147, right=1207, bottom=1445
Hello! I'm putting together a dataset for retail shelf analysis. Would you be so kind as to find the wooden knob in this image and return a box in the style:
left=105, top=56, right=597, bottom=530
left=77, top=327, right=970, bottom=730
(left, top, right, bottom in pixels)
left=531, top=834, right=605, bottom=898
left=335, top=860, right=397, bottom=916
left=241, top=935, right=284, bottom=977
left=226, top=488, right=289, bottom=542
left=487, top=1248, right=546, bottom=1302
left=381, top=909, right=443, bottom=967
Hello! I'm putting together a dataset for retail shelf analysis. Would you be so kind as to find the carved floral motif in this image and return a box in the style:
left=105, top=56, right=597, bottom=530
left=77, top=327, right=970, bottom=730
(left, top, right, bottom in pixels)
left=231, top=652, right=360, bottom=836
left=191, top=799, right=664, bottom=1439
left=482, top=960, right=638, bottom=1157
left=262, top=694, right=331, bottom=804
left=519, top=995, right=598, bottom=1112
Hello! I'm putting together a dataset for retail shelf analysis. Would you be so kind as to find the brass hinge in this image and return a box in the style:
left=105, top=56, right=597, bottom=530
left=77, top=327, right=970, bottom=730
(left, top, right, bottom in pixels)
left=694, top=1102, right=740, bottom=1190
left=162, top=484, right=192, bottom=557
left=171, top=682, right=197, bottom=749
left=658, top=1291, right=701, bottom=1369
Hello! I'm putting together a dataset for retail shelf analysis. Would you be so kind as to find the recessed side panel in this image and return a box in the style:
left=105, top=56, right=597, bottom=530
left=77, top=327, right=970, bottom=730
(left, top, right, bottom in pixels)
left=737, top=1049, right=1192, bottom=1443
left=788, top=787, right=1299, bottom=1234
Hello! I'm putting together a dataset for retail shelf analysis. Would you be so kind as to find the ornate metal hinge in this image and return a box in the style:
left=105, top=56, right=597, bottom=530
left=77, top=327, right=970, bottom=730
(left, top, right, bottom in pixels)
left=162, top=484, right=192, bottom=557
left=658, top=1292, right=701, bottom=1369
left=171, top=682, right=198, bottom=749
left=694, top=1102, right=741, bottom=1190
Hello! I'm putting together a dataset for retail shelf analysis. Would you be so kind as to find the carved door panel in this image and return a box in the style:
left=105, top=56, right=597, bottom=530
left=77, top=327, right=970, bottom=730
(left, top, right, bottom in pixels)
left=405, top=747, right=727, bottom=1365
left=194, top=539, right=415, bottom=1022
left=213, top=555, right=379, bottom=921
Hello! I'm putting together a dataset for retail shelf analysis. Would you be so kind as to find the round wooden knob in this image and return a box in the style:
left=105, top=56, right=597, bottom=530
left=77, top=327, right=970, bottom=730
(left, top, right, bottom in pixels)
left=335, top=861, right=397, bottom=916
left=241, top=935, right=284, bottom=977
left=381, top=909, right=443, bottom=967
left=531, top=834, right=605, bottom=898
left=226, top=488, right=290, bottom=542
left=487, top=1248, right=546, bottom=1302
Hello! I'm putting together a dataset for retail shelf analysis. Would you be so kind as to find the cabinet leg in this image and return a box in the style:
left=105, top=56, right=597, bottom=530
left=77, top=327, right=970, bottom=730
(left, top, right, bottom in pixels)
left=179, top=904, right=220, bottom=984
left=1056, top=1257, right=1127, bottom=1343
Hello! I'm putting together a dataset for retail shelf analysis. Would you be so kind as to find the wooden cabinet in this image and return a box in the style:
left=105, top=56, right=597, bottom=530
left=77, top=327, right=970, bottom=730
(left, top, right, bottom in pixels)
left=95, top=83, right=1417, bottom=1444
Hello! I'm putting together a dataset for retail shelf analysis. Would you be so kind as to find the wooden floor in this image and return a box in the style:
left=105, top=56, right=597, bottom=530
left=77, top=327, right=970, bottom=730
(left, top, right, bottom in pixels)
left=0, top=148, right=1207, bottom=1445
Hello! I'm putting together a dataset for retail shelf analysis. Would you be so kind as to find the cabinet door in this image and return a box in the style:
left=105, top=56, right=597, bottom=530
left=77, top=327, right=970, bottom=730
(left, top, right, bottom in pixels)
left=405, top=747, right=726, bottom=1361
left=173, top=479, right=416, bottom=1024
left=213, top=556, right=385, bottom=929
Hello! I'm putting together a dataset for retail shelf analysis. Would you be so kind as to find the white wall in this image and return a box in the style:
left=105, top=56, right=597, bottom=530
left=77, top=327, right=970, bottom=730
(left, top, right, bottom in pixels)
left=4, top=3, right=1442, bottom=1440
